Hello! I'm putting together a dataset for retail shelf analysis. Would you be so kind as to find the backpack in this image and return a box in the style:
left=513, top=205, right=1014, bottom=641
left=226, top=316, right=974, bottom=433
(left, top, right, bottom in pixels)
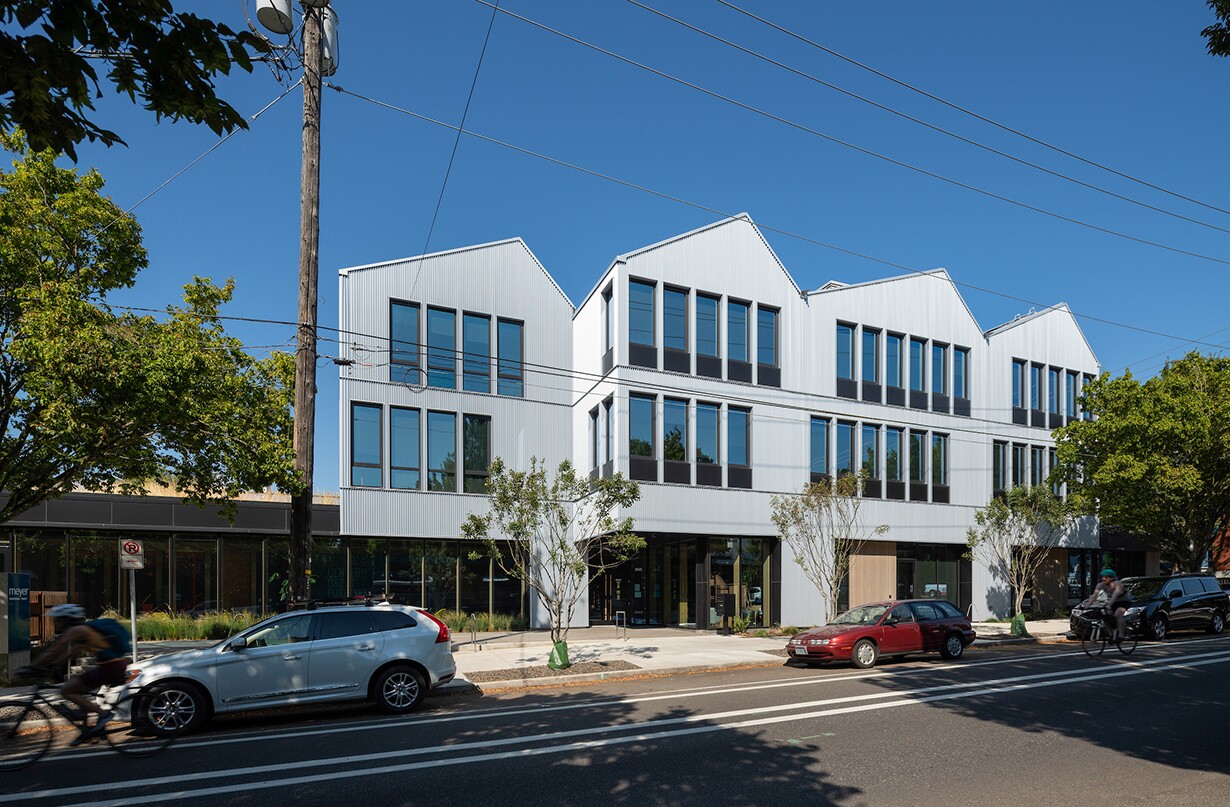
left=85, top=618, right=132, bottom=661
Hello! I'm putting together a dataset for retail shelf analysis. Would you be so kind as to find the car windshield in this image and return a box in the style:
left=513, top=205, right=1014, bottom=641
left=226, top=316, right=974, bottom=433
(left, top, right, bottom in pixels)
left=1125, top=579, right=1164, bottom=599
left=210, top=613, right=280, bottom=649
left=830, top=605, right=889, bottom=625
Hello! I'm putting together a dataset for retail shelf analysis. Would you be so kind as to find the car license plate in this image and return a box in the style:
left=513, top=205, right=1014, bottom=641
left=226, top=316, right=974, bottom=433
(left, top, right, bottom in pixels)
left=795, top=646, right=808, bottom=655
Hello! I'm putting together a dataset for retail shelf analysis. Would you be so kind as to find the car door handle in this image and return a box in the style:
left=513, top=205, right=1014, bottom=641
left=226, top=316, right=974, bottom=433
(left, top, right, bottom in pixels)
left=283, top=655, right=302, bottom=661
left=357, top=644, right=375, bottom=652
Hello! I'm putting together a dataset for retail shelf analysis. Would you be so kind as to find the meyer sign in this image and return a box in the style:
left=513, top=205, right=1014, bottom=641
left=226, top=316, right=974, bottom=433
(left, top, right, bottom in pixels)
left=120, top=538, right=145, bottom=570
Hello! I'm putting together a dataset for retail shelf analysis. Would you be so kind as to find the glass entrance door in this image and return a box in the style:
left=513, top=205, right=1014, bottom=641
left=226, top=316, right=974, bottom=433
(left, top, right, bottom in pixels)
left=897, top=558, right=915, bottom=600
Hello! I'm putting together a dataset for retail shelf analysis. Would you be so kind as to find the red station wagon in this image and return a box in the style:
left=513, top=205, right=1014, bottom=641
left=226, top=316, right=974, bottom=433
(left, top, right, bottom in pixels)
left=786, top=599, right=977, bottom=669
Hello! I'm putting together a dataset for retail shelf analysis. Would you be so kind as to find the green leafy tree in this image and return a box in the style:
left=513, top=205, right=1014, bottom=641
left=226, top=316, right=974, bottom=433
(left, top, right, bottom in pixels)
left=965, top=485, right=1074, bottom=617
left=770, top=473, right=888, bottom=623
left=1205, top=1, right=1230, bottom=57
left=0, top=0, right=269, bottom=160
left=0, top=132, right=298, bottom=524
left=1054, top=352, right=1230, bottom=573
left=461, top=457, right=643, bottom=665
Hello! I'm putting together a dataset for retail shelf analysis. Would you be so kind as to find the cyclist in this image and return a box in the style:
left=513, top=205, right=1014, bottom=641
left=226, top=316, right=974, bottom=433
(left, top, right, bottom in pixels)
left=1082, top=568, right=1133, bottom=642
left=24, top=604, right=132, bottom=741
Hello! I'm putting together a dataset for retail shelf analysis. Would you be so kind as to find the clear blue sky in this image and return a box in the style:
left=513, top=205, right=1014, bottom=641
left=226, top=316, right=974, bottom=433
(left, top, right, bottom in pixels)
left=46, top=1, right=1230, bottom=491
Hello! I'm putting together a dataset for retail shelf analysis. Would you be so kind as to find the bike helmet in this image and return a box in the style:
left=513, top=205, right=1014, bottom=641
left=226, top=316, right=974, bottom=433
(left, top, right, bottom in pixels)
left=1099, top=568, right=1116, bottom=579
left=47, top=603, right=86, bottom=620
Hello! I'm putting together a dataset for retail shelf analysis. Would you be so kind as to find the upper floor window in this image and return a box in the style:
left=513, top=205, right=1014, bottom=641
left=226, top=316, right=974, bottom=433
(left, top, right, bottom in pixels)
left=1030, top=363, right=1042, bottom=410
left=1066, top=371, right=1078, bottom=418
left=932, top=434, right=948, bottom=486
left=954, top=348, right=969, bottom=398
left=351, top=403, right=382, bottom=487
left=663, top=398, right=688, bottom=462
left=630, top=394, right=655, bottom=458
left=886, top=333, right=904, bottom=388
left=589, top=408, right=599, bottom=471
left=601, top=285, right=613, bottom=354
left=696, top=402, right=719, bottom=464
left=862, top=328, right=880, bottom=383
left=426, top=307, right=456, bottom=389
left=1030, top=446, right=1045, bottom=486
left=497, top=319, right=523, bottom=397
left=462, top=313, right=490, bottom=393
left=427, top=411, right=456, bottom=492
left=909, top=338, right=926, bottom=392
left=390, top=406, right=420, bottom=490
left=696, top=294, right=719, bottom=357
left=390, top=301, right=420, bottom=384
left=836, top=323, right=855, bottom=380
left=603, top=398, right=614, bottom=464
left=810, top=417, right=829, bottom=477
left=664, top=287, right=688, bottom=352
left=861, top=424, right=880, bottom=480
left=909, top=430, right=926, bottom=482
left=1048, top=367, right=1060, bottom=414
left=836, top=421, right=855, bottom=476
left=886, top=427, right=903, bottom=481
left=463, top=415, right=490, bottom=493
left=931, top=343, right=948, bottom=395
left=1049, top=447, right=1061, bottom=496
left=1082, top=373, right=1096, bottom=419
left=728, top=300, right=750, bottom=362
left=1012, top=444, right=1027, bottom=487
left=757, top=307, right=778, bottom=367
left=629, top=279, right=655, bottom=347
left=1012, top=359, right=1026, bottom=408
left=992, top=441, right=1007, bottom=492
left=728, top=407, right=750, bottom=466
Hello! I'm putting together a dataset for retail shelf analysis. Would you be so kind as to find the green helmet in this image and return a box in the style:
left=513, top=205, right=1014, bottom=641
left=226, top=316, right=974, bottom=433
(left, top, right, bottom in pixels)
left=1099, top=568, right=1116, bottom=578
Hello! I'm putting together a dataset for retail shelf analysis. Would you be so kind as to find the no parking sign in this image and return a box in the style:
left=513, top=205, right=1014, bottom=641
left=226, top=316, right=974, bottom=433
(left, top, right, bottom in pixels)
left=119, top=539, right=145, bottom=570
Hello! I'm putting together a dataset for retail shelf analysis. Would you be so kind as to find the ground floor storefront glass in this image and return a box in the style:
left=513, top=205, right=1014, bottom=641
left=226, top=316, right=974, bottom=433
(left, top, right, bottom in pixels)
left=895, top=544, right=972, bottom=614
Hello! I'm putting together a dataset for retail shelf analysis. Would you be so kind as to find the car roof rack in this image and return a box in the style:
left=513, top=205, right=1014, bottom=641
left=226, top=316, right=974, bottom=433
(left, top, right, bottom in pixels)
left=303, top=595, right=390, bottom=610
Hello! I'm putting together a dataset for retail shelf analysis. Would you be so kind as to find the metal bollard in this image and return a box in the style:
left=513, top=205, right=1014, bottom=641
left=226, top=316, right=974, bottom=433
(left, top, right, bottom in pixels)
left=614, top=610, right=628, bottom=640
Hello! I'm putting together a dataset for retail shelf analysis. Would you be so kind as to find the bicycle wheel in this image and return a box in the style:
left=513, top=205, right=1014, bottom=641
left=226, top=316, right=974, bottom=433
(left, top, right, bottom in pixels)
left=1117, top=627, right=1138, bottom=656
left=1081, top=624, right=1106, bottom=658
left=103, top=695, right=177, bottom=758
left=0, top=700, right=53, bottom=771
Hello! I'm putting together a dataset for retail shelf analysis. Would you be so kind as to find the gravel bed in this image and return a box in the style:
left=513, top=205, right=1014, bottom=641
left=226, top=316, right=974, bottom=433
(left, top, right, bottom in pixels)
left=761, top=648, right=790, bottom=658
left=465, top=659, right=641, bottom=683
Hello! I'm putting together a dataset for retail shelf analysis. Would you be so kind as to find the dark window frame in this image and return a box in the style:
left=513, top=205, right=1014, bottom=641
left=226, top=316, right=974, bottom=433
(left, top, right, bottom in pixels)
left=497, top=318, right=524, bottom=397
left=350, top=402, right=383, bottom=487
left=389, top=405, right=421, bottom=490
left=389, top=300, right=421, bottom=384
left=463, top=414, right=491, bottom=493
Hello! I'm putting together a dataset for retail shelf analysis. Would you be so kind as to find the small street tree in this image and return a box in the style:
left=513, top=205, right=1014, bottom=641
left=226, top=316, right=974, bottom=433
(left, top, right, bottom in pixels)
left=461, top=457, right=643, bottom=668
left=1054, top=353, right=1230, bottom=573
left=770, top=474, right=888, bottom=624
left=965, top=485, right=1074, bottom=617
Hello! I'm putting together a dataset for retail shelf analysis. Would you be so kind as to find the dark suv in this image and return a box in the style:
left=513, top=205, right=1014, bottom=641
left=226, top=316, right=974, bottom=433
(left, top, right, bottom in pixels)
left=1070, top=574, right=1229, bottom=640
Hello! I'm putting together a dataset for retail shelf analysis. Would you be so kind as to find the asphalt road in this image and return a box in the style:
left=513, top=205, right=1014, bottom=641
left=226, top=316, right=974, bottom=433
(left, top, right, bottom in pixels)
left=6, top=634, right=1230, bottom=807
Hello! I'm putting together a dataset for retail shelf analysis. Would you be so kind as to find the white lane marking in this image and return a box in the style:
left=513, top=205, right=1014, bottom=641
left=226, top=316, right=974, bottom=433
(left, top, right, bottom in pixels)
left=16, top=649, right=1230, bottom=805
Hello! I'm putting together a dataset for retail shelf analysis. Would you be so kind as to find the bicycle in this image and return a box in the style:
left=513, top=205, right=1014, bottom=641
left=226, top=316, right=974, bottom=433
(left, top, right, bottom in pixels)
left=0, top=679, right=181, bottom=770
left=1076, top=608, right=1140, bottom=658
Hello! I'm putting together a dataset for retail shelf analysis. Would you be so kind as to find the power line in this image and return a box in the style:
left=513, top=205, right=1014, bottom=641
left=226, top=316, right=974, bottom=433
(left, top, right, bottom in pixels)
left=623, top=0, right=1230, bottom=237
left=473, top=1, right=1230, bottom=267
left=714, top=0, right=1230, bottom=220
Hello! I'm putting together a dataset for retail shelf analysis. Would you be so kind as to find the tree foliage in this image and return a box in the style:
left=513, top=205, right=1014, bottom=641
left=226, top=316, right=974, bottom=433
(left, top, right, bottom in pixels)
left=461, top=457, right=643, bottom=657
left=0, top=0, right=269, bottom=160
left=770, top=473, right=888, bottom=623
left=965, top=485, right=1074, bottom=617
left=1205, top=0, right=1230, bottom=57
left=0, top=132, right=298, bottom=523
left=1054, top=352, right=1230, bottom=572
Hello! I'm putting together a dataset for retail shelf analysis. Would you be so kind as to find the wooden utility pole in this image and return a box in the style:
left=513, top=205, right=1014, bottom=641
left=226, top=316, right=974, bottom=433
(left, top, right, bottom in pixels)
left=289, top=5, right=323, bottom=607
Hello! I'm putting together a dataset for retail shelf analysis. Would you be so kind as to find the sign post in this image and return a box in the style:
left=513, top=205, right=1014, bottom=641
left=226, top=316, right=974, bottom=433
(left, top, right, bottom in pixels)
left=119, top=539, right=144, bottom=663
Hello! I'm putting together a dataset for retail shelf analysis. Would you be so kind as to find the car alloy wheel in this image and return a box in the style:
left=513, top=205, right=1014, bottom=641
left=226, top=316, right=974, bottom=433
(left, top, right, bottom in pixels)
left=851, top=639, right=878, bottom=669
left=374, top=666, right=426, bottom=714
left=1150, top=615, right=1168, bottom=641
left=143, top=681, right=205, bottom=734
left=940, top=633, right=965, bottom=660
left=1209, top=612, right=1225, bottom=635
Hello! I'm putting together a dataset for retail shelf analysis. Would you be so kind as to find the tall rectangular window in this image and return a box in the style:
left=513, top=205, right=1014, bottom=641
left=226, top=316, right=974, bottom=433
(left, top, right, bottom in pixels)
left=1012, top=359, right=1026, bottom=407
left=601, top=285, right=613, bottom=354
left=932, top=434, right=948, bottom=486
left=886, top=333, right=903, bottom=388
left=390, top=406, right=420, bottom=490
left=630, top=394, right=655, bottom=458
left=728, top=301, right=749, bottom=362
left=629, top=279, right=655, bottom=347
left=497, top=319, right=524, bottom=397
left=992, top=441, right=1007, bottom=492
left=1030, top=446, right=1044, bottom=486
left=663, top=398, right=688, bottom=461
left=426, top=411, right=456, bottom=492
left=861, top=424, right=880, bottom=479
left=886, top=427, right=903, bottom=481
left=351, top=403, right=382, bottom=487
left=463, top=415, right=490, bottom=493
left=589, top=408, right=599, bottom=470
left=837, top=421, right=855, bottom=476
left=909, top=338, right=926, bottom=391
left=1030, top=363, right=1042, bottom=410
left=954, top=348, right=969, bottom=398
left=390, top=301, right=420, bottom=384
left=1066, top=371, right=1078, bottom=417
left=696, top=402, right=719, bottom=464
left=909, top=431, right=926, bottom=482
left=1012, top=444, right=1026, bottom=487
left=426, top=307, right=456, bottom=389
left=664, top=287, right=687, bottom=352
left=1049, top=447, right=1061, bottom=496
left=1083, top=374, right=1095, bottom=419
left=931, top=344, right=947, bottom=394
left=603, top=398, right=614, bottom=464
left=862, top=329, right=879, bottom=383
left=462, top=313, right=490, bottom=393
left=696, top=294, right=719, bottom=357
left=728, top=407, right=750, bottom=466
left=836, top=323, right=854, bottom=380
left=1048, top=367, right=1060, bottom=414
left=757, top=307, right=778, bottom=366
left=810, top=417, right=829, bottom=476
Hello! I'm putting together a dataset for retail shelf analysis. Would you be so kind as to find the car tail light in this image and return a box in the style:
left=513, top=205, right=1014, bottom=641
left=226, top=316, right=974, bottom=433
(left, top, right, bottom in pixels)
left=421, top=610, right=451, bottom=644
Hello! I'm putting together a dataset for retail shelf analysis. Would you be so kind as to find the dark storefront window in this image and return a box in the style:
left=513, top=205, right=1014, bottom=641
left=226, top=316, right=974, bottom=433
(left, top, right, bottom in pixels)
left=897, top=544, right=971, bottom=613
left=388, top=540, right=424, bottom=605
left=459, top=543, right=489, bottom=616
left=350, top=539, right=387, bottom=598
left=220, top=539, right=264, bottom=612
left=69, top=535, right=123, bottom=617
left=14, top=531, right=67, bottom=593
left=423, top=541, right=458, bottom=613
left=174, top=538, right=218, bottom=613
left=313, top=539, right=347, bottom=600
left=740, top=539, right=768, bottom=627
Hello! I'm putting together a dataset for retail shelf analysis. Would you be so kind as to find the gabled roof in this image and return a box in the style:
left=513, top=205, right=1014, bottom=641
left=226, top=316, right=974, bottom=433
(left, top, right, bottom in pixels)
left=985, top=302, right=1100, bottom=367
left=339, top=238, right=575, bottom=311
left=808, top=268, right=982, bottom=334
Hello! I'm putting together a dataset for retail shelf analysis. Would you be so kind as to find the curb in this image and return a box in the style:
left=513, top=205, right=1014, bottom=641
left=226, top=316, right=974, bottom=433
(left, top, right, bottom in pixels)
left=446, top=658, right=788, bottom=693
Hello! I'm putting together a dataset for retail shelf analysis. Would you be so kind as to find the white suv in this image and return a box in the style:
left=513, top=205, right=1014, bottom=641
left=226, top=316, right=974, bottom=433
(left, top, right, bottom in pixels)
left=125, top=602, right=456, bottom=733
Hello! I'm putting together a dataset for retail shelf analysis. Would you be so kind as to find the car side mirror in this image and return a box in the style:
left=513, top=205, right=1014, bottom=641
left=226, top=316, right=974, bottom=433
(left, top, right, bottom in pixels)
left=228, top=636, right=248, bottom=651
left=884, top=617, right=898, bottom=626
